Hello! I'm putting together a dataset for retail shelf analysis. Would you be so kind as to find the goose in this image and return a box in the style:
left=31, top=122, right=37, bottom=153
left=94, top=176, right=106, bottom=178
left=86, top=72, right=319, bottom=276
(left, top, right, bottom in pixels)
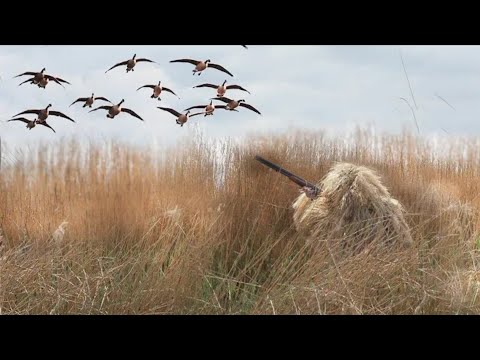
left=157, top=107, right=203, bottom=127
left=14, top=68, right=70, bottom=87
left=70, top=93, right=112, bottom=108
left=7, top=117, right=55, bottom=133
left=13, top=104, right=75, bottom=123
left=105, top=54, right=156, bottom=73
left=14, top=68, right=46, bottom=83
left=137, top=81, right=179, bottom=101
left=169, top=58, right=233, bottom=77
left=36, top=75, right=68, bottom=89
left=18, top=74, right=70, bottom=89
left=184, top=100, right=230, bottom=117
left=212, top=97, right=261, bottom=115
left=193, top=80, right=250, bottom=97
left=89, top=99, right=144, bottom=121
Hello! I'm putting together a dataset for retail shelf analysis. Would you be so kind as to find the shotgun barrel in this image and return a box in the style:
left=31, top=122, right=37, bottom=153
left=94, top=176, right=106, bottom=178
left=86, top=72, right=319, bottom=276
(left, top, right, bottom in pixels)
left=254, top=155, right=321, bottom=197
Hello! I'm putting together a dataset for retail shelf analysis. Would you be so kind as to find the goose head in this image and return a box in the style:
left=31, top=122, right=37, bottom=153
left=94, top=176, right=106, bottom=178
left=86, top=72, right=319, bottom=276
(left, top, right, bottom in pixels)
left=41, top=68, right=46, bottom=73
left=132, top=54, right=137, bottom=60
left=118, top=99, right=125, bottom=106
left=222, top=80, right=227, bottom=86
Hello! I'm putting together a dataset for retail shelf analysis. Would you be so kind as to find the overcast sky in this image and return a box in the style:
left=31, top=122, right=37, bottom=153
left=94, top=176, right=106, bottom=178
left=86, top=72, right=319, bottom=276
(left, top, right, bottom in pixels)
left=1, top=45, right=480, bottom=154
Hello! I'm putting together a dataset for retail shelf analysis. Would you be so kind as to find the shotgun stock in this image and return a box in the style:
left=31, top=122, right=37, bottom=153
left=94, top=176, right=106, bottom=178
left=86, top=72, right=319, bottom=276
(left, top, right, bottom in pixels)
left=254, top=155, right=321, bottom=198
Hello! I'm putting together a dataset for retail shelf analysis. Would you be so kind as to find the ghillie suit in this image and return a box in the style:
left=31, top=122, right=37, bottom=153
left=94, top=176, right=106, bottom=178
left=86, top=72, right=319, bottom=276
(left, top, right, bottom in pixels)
left=292, top=162, right=413, bottom=255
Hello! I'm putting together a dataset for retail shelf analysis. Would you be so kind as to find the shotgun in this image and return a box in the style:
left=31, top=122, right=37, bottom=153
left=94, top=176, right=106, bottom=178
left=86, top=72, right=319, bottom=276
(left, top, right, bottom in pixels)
left=254, top=155, right=321, bottom=199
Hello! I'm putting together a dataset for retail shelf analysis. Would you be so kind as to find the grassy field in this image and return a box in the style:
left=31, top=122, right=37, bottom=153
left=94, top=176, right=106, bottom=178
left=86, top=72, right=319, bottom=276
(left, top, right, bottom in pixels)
left=1, top=128, right=480, bottom=314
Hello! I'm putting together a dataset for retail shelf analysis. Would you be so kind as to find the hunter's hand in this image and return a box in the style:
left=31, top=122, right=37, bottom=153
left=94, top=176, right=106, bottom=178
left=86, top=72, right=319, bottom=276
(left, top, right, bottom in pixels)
left=302, top=187, right=318, bottom=200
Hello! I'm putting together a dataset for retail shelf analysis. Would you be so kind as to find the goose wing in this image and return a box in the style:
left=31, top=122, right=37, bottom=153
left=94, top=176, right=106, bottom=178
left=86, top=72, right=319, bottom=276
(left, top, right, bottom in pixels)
left=45, top=75, right=65, bottom=88
left=7, top=117, right=30, bottom=124
left=208, top=63, right=234, bottom=77
left=49, top=111, right=75, bottom=122
left=240, top=103, right=261, bottom=115
left=136, top=58, right=156, bottom=64
left=161, top=87, right=179, bottom=98
left=211, top=97, right=232, bottom=104
left=157, top=107, right=181, bottom=118
left=121, top=108, right=144, bottom=121
left=226, top=85, right=250, bottom=94
left=89, top=106, right=112, bottom=113
left=184, top=105, right=207, bottom=111
left=242, top=45, right=248, bottom=49
left=13, top=71, right=38, bottom=78
left=105, top=60, right=129, bottom=73
left=189, top=112, right=204, bottom=118
left=13, top=109, right=41, bottom=117
left=193, top=83, right=218, bottom=89
left=18, top=77, right=35, bottom=86
left=170, top=59, right=200, bottom=65
left=136, top=84, right=156, bottom=91
left=70, top=97, right=89, bottom=107
left=47, top=75, right=71, bottom=85
left=39, top=121, right=56, bottom=133
left=56, top=77, right=70, bottom=84
left=95, top=97, right=112, bottom=103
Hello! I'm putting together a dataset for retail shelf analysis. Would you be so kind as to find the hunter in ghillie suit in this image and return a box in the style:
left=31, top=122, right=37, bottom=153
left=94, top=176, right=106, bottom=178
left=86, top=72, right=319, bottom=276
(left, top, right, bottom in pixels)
left=255, top=156, right=413, bottom=254
left=291, top=162, right=413, bottom=254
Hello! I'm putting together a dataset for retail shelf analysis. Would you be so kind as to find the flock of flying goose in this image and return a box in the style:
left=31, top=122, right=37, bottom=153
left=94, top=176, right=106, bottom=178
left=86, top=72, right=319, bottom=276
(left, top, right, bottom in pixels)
left=6, top=45, right=261, bottom=133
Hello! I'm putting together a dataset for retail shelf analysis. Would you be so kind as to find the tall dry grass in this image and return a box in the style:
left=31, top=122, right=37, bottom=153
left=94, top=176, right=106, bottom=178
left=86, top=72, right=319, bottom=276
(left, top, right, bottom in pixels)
left=1, top=128, right=480, bottom=314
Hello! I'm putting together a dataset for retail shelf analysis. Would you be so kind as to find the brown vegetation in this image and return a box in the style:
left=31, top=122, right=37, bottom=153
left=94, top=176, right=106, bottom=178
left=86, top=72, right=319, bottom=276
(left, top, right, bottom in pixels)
left=0, top=128, right=479, bottom=314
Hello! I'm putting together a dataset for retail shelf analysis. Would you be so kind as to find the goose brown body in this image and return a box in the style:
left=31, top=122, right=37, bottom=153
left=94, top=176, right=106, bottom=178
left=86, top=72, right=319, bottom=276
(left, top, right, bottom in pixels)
left=7, top=117, right=56, bottom=133
left=170, top=58, right=234, bottom=77
left=108, top=101, right=123, bottom=117
left=70, top=94, right=112, bottom=108
left=106, top=54, right=156, bottom=73
left=157, top=107, right=202, bottom=127
left=193, top=80, right=250, bottom=97
left=13, top=104, right=75, bottom=123
left=89, top=99, right=144, bottom=122
left=184, top=100, right=228, bottom=117
left=212, top=97, right=261, bottom=115
left=137, top=81, right=179, bottom=101
left=17, top=73, right=70, bottom=89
